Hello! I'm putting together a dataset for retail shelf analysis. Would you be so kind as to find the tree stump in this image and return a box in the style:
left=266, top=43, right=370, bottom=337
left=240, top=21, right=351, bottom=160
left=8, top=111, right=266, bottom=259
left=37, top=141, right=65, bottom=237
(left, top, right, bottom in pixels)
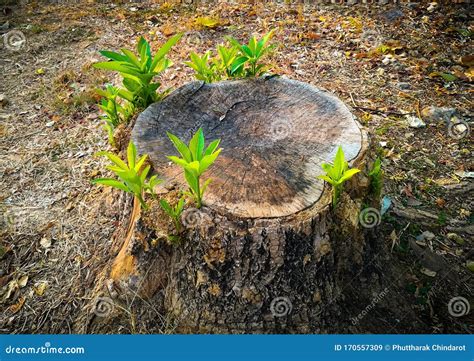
left=122, top=77, right=376, bottom=333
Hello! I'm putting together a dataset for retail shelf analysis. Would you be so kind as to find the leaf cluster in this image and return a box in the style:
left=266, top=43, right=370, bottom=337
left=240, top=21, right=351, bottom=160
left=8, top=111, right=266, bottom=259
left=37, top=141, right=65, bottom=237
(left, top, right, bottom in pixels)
left=94, top=34, right=182, bottom=109
left=368, top=157, right=383, bottom=198
left=185, top=30, right=276, bottom=82
left=92, top=141, right=161, bottom=209
left=167, top=128, right=222, bottom=208
left=318, top=146, right=360, bottom=207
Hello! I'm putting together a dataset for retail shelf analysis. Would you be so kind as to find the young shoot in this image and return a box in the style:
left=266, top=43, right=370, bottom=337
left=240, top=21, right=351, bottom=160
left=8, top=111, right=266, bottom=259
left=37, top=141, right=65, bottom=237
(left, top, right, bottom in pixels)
left=92, top=141, right=161, bottom=210
left=368, top=157, right=383, bottom=198
left=227, top=29, right=276, bottom=77
left=166, top=128, right=222, bottom=208
left=93, top=34, right=182, bottom=109
left=318, top=146, right=360, bottom=207
left=185, top=51, right=219, bottom=83
left=160, top=197, right=185, bottom=233
left=96, top=85, right=133, bottom=145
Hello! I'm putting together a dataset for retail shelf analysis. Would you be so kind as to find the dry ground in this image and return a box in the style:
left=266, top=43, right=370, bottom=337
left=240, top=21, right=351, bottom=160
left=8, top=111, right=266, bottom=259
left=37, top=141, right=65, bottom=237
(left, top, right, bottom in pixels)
left=0, top=0, right=472, bottom=333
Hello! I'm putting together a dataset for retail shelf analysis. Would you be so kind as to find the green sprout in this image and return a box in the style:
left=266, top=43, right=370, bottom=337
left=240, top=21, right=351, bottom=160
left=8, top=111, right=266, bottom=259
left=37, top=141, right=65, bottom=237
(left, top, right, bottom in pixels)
left=318, top=146, right=360, bottom=207
left=167, top=128, right=222, bottom=208
left=93, top=141, right=161, bottom=210
left=160, top=197, right=185, bottom=233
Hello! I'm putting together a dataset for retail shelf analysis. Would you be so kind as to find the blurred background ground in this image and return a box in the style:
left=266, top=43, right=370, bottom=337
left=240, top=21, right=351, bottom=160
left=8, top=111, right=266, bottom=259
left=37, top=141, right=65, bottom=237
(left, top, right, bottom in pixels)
left=0, top=0, right=472, bottom=333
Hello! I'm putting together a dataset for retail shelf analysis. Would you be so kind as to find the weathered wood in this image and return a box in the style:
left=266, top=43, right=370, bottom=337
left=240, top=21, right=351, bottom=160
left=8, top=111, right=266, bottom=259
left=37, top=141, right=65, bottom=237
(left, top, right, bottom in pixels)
left=132, top=77, right=363, bottom=218
left=101, top=77, right=377, bottom=333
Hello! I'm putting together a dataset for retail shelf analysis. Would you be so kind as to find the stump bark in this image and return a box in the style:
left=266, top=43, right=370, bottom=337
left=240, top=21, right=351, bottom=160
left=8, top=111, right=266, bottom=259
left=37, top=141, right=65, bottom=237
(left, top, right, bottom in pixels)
left=114, top=77, right=376, bottom=333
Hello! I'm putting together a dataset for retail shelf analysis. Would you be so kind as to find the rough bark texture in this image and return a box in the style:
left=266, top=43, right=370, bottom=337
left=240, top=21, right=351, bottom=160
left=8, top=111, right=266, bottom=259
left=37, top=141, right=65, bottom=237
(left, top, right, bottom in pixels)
left=104, top=77, right=377, bottom=333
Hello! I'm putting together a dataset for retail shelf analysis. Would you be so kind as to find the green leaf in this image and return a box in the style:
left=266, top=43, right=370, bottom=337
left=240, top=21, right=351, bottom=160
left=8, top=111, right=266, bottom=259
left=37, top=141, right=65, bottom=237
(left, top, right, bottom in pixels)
left=140, top=165, right=151, bottom=183
left=121, top=48, right=142, bottom=69
left=167, top=155, right=189, bottom=168
left=137, top=37, right=150, bottom=62
left=167, top=132, right=192, bottom=162
left=123, top=78, right=141, bottom=92
left=226, top=36, right=243, bottom=51
left=176, top=197, right=185, bottom=214
left=93, top=62, right=141, bottom=77
left=150, top=33, right=183, bottom=72
left=256, top=29, right=275, bottom=56
left=106, top=165, right=124, bottom=173
left=200, top=178, right=213, bottom=197
left=204, top=139, right=221, bottom=156
left=96, top=151, right=128, bottom=170
left=337, top=168, right=361, bottom=184
left=99, top=50, right=128, bottom=62
left=249, top=36, right=258, bottom=54
left=148, top=175, right=162, bottom=188
left=231, top=56, right=248, bottom=74
left=317, top=175, right=336, bottom=186
left=127, top=141, right=137, bottom=169
left=369, top=157, right=382, bottom=176
left=185, top=161, right=200, bottom=176
left=334, top=146, right=345, bottom=179
left=92, top=178, right=129, bottom=192
left=241, top=44, right=254, bottom=58
left=160, top=199, right=173, bottom=216
left=199, top=149, right=222, bottom=174
left=117, top=89, right=135, bottom=102
left=184, top=169, right=199, bottom=196
left=134, top=154, right=148, bottom=172
left=189, top=128, right=205, bottom=161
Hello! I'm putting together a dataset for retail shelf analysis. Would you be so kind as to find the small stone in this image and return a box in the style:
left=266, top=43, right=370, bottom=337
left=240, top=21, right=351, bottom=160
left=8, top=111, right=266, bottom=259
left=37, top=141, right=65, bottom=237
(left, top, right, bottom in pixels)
left=406, top=115, right=426, bottom=128
left=421, top=106, right=457, bottom=124
left=407, top=197, right=422, bottom=206
left=46, top=121, right=55, bottom=127
left=0, top=21, right=9, bottom=31
left=397, top=82, right=411, bottom=90
left=427, top=2, right=438, bottom=12
left=417, top=231, right=435, bottom=241
left=420, top=267, right=437, bottom=277
left=454, top=171, right=474, bottom=179
left=0, top=94, right=8, bottom=107
left=447, top=233, right=464, bottom=245
left=423, top=157, right=436, bottom=168
left=382, top=57, right=391, bottom=65
left=384, top=9, right=404, bottom=22
left=467, top=261, right=474, bottom=273
left=40, top=238, right=51, bottom=248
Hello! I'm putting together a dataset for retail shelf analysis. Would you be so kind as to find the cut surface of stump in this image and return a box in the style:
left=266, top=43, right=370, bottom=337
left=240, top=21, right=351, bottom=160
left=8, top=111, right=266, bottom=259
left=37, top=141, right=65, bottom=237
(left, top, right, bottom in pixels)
left=132, top=77, right=363, bottom=218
